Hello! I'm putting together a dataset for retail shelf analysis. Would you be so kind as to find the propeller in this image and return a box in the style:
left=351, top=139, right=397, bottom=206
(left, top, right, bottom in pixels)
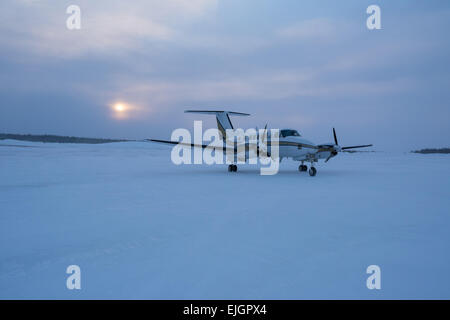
left=325, top=152, right=336, bottom=163
left=342, top=145, right=373, bottom=150
left=333, top=127, right=338, bottom=145
left=253, top=124, right=270, bottom=157
left=262, top=123, right=268, bottom=144
left=324, top=128, right=372, bottom=162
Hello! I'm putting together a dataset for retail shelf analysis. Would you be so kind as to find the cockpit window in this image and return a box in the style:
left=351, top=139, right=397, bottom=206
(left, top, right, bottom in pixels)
left=280, top=129, right=301, bottom=137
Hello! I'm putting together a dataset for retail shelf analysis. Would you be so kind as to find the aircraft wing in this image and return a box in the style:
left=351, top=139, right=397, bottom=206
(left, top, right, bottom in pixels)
left=148, top=139, right=258, bottom=154
left=149, top=139, right=230, bottom=151
left=150, top=138, right=319, bottom=154
left=341, top=144, right=373, bottom=150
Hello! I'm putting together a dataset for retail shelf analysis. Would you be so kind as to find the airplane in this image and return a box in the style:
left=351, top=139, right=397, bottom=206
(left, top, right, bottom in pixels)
left=150, top=110, right=373, bottom=176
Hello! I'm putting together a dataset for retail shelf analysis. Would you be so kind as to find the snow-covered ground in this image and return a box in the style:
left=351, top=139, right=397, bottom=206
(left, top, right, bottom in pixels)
left=1, top=139, right=449, bottom=299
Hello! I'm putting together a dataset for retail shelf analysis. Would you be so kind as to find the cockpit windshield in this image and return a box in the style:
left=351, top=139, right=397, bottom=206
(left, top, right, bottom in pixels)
left=280, top=129, right=301, bottom=137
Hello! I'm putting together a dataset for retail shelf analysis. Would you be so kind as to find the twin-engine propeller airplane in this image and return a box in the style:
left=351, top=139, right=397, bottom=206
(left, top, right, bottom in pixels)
left=150, top=110, right=373, bottom=176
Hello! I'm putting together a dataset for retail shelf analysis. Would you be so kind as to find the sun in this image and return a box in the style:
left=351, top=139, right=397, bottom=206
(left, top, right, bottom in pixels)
left=109, top=101, right=142, bottom=120
left=110, top=102, right=130, bottom=119
left=114, top=103, right=126, bottom=112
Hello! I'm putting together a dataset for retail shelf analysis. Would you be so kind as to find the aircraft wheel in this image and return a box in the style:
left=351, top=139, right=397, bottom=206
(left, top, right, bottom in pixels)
left=308, top=167, right=317, bottom=176
left=228, top=164, right=237, bottom=172
left=233, top=165, right=238, bottom=172
left=298, top=165, right=307, bottom=172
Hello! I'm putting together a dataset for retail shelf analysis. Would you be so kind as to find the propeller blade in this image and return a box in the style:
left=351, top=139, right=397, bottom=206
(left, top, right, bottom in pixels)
left=341, top=144, right=373, bottom=150
left=262, top=123, right=268, bottom=144
left=333, top=127, right=338, bottom=145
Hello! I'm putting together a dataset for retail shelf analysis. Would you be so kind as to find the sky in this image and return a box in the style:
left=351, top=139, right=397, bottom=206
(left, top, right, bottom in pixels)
left=0, top=0, right=449, bottom=151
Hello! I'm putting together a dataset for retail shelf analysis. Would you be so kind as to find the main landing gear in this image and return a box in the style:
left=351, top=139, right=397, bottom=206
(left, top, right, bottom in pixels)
left=228, top=164, right=238, bottom=172
left=299, top=162, right=317, bottom=176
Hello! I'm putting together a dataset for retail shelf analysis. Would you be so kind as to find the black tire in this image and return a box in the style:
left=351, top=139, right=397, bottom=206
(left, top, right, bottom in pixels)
left=299, top=165, right=307, bottom=172
left=308, top=167, right=317, bottom=176
left=233, top=165, right=238, bottom=172
left=228, top=165, right=233, bottom=172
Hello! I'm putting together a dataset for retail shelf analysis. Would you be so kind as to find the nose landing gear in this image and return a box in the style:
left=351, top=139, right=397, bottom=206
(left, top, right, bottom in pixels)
left=228, top=164, right=237, bottom=172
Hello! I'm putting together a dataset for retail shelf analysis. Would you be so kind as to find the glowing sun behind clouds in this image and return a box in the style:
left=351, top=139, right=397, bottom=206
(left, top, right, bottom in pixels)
left=110, top=102, right=135, bottom=120
left=114, top=103, right=126, bottom=112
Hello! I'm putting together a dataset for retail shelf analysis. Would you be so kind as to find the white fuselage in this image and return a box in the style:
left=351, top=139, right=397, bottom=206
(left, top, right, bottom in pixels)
left=269, top=136, right=338, bottom=162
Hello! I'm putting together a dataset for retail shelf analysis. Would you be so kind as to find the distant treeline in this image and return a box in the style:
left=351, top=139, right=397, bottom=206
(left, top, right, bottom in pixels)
left=0, top=133, right=129, bottom=144
left=412, top=148, right=450, bottom=154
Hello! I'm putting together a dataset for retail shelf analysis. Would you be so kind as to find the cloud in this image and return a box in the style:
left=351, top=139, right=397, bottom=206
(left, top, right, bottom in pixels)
left=91, top=69, right=418, bottom=116
left=0, top=2, right=353, bottom=59
left=0, top=0, right=218, bottom=57
left=22, top=15, right=174, bottom=57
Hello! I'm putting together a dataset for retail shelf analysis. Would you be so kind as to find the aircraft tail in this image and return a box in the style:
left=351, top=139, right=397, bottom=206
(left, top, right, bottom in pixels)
left=184, top=110, right=250, bottom=139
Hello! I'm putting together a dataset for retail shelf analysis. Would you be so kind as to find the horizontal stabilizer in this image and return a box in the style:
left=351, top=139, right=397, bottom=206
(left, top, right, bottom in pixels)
left=185, top=110, right=250, bottom=116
